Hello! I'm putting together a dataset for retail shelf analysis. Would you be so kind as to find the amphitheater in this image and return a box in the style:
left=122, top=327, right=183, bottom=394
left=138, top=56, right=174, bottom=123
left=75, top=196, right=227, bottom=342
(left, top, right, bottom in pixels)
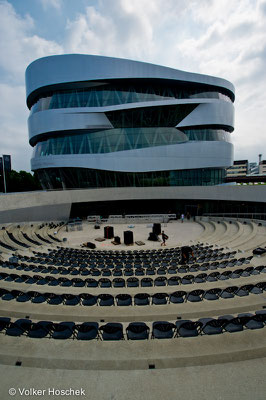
left=0, top=196, right=266, bottom=400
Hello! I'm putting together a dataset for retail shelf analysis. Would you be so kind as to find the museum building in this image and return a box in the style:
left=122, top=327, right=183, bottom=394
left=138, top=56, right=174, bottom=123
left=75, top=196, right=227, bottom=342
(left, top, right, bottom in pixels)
left=25, top=54, right=235, bottom=189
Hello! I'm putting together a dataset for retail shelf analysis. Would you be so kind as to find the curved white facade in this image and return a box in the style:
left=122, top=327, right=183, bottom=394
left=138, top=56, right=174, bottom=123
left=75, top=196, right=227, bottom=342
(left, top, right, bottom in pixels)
left=25, top=54, right=235, bottom=189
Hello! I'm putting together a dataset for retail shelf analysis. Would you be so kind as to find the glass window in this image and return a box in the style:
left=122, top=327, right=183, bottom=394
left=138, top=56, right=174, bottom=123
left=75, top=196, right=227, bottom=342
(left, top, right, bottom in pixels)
left=29, top=80, right=233, bottom=112
left=36, top=167, right=226, bottom=189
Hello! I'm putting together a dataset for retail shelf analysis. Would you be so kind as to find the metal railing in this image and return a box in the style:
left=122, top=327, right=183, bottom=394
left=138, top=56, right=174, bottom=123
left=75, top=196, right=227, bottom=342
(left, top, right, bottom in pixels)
left=202, top=213, right=266, bottom=221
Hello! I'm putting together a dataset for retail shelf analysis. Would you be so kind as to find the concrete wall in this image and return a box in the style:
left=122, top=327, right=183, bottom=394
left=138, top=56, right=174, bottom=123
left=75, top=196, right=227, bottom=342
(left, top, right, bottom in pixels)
left=0, top=185, right=265, bottom=224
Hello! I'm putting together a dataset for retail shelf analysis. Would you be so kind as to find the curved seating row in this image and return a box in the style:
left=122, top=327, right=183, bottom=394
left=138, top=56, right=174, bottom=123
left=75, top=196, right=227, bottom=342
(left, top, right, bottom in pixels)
left=0, top=265, right=265, bottom=288
left=1, top=311, right=265, bottom=340
left=1, top=282, right=265, bottom=305
left=12, top=252, right=243, bottom=271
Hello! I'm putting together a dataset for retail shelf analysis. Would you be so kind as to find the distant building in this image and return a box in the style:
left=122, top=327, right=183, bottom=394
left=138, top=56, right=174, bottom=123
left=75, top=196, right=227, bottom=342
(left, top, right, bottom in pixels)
left=226, top=160, right=248, bottom=178
left=259, top=160, right=266, bottom=174
left=249, top=162, right=259, bottom=175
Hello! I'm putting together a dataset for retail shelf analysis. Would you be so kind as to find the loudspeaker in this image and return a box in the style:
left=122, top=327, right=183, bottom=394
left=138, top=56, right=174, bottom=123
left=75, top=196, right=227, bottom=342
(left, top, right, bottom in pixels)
left=124, top=230, right=134, bottom=245
left=114, top=236, right=121, bottom=244
left=148, top=232, right=159, bottom=241
left=253, top=247, right=266, bottom=255
left=153, top=223, right=161, bottom=235
left=104, top=226, right=114, bottom=239
left=86, top=242, right=96, bottom=249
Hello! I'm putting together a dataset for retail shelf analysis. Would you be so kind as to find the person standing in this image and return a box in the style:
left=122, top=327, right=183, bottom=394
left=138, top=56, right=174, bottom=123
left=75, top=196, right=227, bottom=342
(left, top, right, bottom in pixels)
left=181, top=214, right=185, bottom=223
left=161, top=230, right=168, bottom=246
left=180, top=246, right=195, bottom=264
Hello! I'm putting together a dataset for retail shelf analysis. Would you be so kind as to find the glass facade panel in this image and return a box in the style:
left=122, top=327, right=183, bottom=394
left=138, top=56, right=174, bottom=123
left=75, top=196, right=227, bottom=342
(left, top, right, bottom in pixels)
left=30, top=81, right=233, bottom=113
left=33, top=126, right=231, bottom=157
left=181, top=128, right=232, bottom=141
left=106, top=105, right=198, bottom=128
left=36, top=167, right=226, bottom=190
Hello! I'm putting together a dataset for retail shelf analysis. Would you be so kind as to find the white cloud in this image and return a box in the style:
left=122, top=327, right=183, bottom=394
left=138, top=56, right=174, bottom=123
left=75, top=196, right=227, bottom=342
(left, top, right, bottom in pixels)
left=0, top=1, right=63, bottom=171
left=0, top=1, right=63, bottom=84
left=1, top=0, right=266, bottom=171
left=0, top=83, right=32, bottom=171
left=40, top=0, right=62, bottom=11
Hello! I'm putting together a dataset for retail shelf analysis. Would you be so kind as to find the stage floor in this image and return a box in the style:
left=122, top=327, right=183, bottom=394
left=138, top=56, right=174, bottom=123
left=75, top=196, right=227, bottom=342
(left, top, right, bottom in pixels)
left=61, top=220, right=204, bottom=250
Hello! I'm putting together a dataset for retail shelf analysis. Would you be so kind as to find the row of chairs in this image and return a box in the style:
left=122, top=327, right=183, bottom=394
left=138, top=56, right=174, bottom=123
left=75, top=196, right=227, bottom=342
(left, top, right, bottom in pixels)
left=2, top=256, right=251, bottom=275
left=30, top=242, right=233, bottom=261
left=26, top=252, right=234, bottom=266
left=1, top=312, right=265, bottom=340
left=0, top=264, right=257, bottom=280
left=0, top=267, right=265, bottom=289
left=1, top=283, right=265, bottom=306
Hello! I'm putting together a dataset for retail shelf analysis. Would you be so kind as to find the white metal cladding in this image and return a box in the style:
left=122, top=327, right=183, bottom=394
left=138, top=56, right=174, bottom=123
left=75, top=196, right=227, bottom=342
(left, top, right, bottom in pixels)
left=28, top=98, right=234, bottom=145
left=31, top=141, right=233, bottom=172
left=176, top=101, right=234, bottom=128
left=25, top=54, right=235, bottom=102
left=26, top=54, right=235, bottom=178
left=28, top=110, right=113, bottom=145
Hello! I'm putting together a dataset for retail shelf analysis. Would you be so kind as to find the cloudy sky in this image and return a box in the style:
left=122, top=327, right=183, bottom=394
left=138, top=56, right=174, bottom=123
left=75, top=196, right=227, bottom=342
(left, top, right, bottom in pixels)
left=0, top=0, right=265, bottom=172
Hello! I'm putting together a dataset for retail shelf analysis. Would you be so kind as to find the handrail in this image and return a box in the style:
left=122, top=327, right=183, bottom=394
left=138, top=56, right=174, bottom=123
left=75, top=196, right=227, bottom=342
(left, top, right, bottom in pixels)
left=202, top=213, right=266, bottom=221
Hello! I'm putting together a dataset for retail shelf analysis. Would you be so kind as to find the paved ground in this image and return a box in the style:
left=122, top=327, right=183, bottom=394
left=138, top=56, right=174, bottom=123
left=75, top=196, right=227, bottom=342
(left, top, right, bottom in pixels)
left=1, top=358, right=266, bottom=400
left=62, top=219, right=203, bottom=250
left=1, top=219, right=266, bottom=400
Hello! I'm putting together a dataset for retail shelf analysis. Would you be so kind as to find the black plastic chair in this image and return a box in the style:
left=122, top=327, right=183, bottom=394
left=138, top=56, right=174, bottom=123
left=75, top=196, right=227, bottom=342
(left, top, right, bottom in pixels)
left=236, top=285, right=253, bottom=297
left=126, top=322, right=150, bottom=340
left=6, top=319, right=32, bottom=336
left=152, top=292, right=168, bottom=305
left=240, top=315, right=265, bottom=330
left=154, top=276, right=167, bottom=286
left=141, top=277, right=153, bottom=287
left=79, top=293, right=97, bottom=306
left=51, top=322, right=75, bottom=339
left=152, top=321, right=176, bottom=339
left=146, top=267, right=156, bottom=275
left=181, top=275, right=194, bottom=285
left=124, top=268, right=134, bottom=276
left=28, top=321, right=53, bottom=338
left=75, top=322, right=99, bottom=340
left=157, top=267, right=167, bottom=275
left=220, top=286, right=237, bottom=299
left=64, top=294, right=80, bottom=306
left=203, top=288, right=221, bottom=300
left=187, top=289, right=204, bottom=302
left=134, top=293, right=150, bottom=306
left=99, top=323, right=124, bottom=340
left=99, top=278, right=112, bottom=288
left=116, top=294, right=132, bottom=306
left=98, top=294, right=114, bottom=306
left=113, top=268, right=123, bottom=276
left=113, top=278, right=125, bottom=288
left=71, top=278, right=85, bottom=287
left=0, top=317, right=11, bottom=333
left=2, top=289, right=20, bottom=301
left=206, top=272, right=220, bottom=282
left=194, top=273, right=207, bottom=283
left=29, top=291, right=46, bottom=303
left=177, top=321, right=202, bottom=337
left=223, top=317, right=244, bottom=333
left=169, top=291, right=186, bottom=303
left=47, top=293, right=63, bottom=305
left=127, top=277, right=139, bottom=287
left=85, top=278, right=98, bottom=288
left=58, top=277, right=72, bottom=287
left=201, top=319, right=226, bottom=335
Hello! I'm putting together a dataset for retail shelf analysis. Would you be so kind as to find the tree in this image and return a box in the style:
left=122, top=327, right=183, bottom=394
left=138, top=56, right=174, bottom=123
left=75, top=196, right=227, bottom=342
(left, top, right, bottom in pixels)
left=5, top=170, right=42, bottom=192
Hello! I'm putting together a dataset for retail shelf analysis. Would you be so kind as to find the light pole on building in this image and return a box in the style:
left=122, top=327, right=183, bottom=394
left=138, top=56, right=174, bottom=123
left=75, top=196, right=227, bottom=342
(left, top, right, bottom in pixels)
left=2, top=155, right=6, bottom=193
